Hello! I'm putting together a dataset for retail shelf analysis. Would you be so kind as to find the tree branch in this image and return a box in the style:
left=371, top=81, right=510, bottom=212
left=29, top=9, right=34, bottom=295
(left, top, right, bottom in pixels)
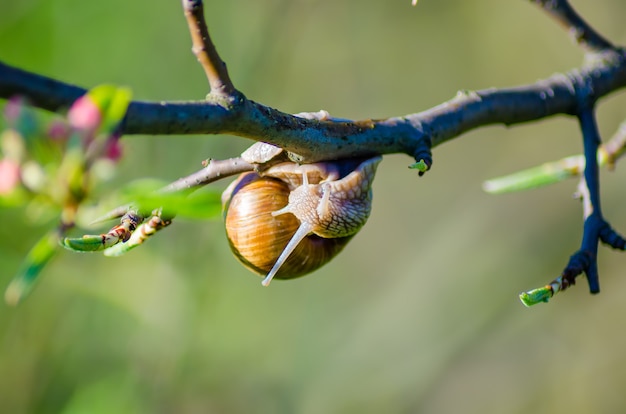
left=161, top=157, right=254, bottom=192
left=531, top=0, right=614, bottom=53
left=182, top=0, right=236, bottom=96
left=519, top=106, right=626, bottom=306
left=0, top=62, right=85, bottom=113
left=2, top=49, right=626, bottom=164
left=4, top=0, right=626, bottom=306
left=483, top=117, right=626, bottom=195
left=2, top=1, right=625, bottom=165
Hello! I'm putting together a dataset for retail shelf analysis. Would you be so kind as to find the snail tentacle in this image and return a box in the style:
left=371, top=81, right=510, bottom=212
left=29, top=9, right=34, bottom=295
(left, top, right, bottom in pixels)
left=317, top=185, right=331, bottom=218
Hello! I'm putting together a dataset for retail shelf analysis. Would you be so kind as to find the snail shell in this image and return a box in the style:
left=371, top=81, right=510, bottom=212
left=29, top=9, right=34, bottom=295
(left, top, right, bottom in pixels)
left=222, top=156, right=382, bottom=286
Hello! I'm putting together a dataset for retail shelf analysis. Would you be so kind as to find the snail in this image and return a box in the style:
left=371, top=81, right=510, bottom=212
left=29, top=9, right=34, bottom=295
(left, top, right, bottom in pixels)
left=222, top=154, right=382, bottom=286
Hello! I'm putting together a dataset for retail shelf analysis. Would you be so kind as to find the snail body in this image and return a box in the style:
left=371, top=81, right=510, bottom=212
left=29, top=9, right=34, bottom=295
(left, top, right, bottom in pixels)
left=222, top=156, right=382, bottom=286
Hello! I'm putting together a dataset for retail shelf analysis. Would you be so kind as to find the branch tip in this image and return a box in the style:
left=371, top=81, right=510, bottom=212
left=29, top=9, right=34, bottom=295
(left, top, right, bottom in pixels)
left=599, top=226, right=626, bottom=250
left=519, top=286, right=554, bottom=307
left=409, top=141, right=432, bottom=176
left=408, top=159, right=429, bottom=173
left=519, top=273, right=575, bottom=307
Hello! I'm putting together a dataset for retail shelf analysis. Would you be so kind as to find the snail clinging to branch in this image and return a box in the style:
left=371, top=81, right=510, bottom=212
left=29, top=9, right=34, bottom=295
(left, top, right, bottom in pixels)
left=222, top=144, right=382, bottom=286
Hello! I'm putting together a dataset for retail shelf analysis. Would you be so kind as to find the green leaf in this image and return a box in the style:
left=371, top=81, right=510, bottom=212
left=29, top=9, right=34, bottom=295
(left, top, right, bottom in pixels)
left=483, top=155, right=582, bottom=194
left=167, top=191, right=222, bottom=219
left=408, top=159, right=429, bottom=173
left=87, top=85, right=133, bottom=135
left=519, top=286, right=554, bottom=307
left=5, top=229, right=60, bottom=305
left=0, top=187, right=28, bottom=206
left=117, top=178, right=170, bottom=199
left=62, top=234, right=108, bottom=252
left=63, top=210, right=144, bottom=252
left=102, top=241, right=136, bottom=257
left=117, top=179, right=223, bottom=219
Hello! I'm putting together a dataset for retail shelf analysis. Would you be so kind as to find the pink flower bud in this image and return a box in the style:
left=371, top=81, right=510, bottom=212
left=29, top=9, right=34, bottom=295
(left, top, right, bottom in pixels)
left=47, top=120, right=71, bottom=142
left=105, top=138, right=123, bottom=162
left=0, top=158, right=21, bottom=195
left=68, top=96, right=102, bottom=133
left=4, top=96, right=25, bottom=122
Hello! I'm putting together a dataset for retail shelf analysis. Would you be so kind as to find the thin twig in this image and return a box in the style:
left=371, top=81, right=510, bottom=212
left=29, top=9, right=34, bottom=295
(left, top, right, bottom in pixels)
left=182, top=0, right=236, bottom=96
left=161, top=157, right=254, bottom=193
left=530, top=0, right=614, bottom=52
left=603, top=120, right=626, bottom=166
left=93, top=157, right=254, bottom=224
left=483, top=118, right=626, bottom=194
left=574, top=108, right=603, bottom=293
left=578, top=110, right=602, bottom=213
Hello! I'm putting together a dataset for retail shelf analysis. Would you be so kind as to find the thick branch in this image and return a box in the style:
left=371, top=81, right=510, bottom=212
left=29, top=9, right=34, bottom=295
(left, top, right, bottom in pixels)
left=0, top=62, right=85, bottom=112
left=3, top=48, right=626, bottom=163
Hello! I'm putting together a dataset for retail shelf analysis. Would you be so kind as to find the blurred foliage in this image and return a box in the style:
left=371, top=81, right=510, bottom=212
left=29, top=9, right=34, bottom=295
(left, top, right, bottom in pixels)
left=1, top=85, right=136, bottom=305
left=2, top=0, right=626, bottom=413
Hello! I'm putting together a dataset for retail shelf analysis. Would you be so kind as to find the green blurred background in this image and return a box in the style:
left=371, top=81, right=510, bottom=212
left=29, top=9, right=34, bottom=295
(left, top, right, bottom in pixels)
left=2, top=0, right=626, bottom=413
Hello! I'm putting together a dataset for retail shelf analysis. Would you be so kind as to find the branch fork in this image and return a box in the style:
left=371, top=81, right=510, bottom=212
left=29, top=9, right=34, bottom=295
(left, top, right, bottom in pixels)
left=519, top=105, right=626, bottom=306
